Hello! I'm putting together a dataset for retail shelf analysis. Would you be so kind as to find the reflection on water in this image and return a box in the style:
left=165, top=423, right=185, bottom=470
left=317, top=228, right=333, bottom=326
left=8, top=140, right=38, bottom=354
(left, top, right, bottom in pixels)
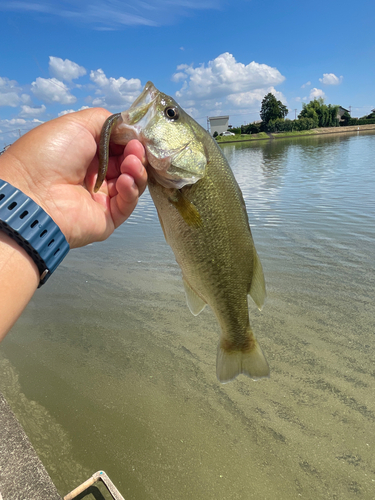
left=1, top=131, right=375, bottom=499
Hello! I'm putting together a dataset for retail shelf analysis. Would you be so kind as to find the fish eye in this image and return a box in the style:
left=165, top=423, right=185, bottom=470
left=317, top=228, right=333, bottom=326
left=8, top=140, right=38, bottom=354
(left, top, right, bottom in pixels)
left=165, top=106, right=179, bottom=121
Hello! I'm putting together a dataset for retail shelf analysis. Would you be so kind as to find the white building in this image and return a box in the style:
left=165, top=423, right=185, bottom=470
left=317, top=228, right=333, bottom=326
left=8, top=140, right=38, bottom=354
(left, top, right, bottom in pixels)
left=208, top=116, right=229, bottom=136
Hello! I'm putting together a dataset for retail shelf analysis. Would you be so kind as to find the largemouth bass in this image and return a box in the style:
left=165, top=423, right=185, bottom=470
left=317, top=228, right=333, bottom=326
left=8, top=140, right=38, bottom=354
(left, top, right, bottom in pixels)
left=96, top=81, right=269, bottom=383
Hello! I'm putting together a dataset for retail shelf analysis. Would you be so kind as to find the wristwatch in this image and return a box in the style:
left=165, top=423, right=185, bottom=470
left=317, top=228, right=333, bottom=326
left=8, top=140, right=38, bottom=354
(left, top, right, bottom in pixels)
left=0, top=180, right=70, bottom=287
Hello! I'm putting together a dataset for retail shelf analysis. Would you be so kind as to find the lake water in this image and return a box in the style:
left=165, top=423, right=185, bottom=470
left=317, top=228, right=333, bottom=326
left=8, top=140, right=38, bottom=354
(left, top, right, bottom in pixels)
left=1, top=131, right=374, bottom=499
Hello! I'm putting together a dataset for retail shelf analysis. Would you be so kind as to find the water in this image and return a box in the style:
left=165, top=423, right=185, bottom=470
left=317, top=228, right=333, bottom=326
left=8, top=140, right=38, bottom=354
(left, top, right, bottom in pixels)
left=1, top=131, right=375, bottom=499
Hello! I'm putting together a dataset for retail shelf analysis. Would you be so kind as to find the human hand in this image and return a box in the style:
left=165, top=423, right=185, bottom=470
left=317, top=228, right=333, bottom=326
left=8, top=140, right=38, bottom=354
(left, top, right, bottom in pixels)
left=0, top=108, right=148, bottom=248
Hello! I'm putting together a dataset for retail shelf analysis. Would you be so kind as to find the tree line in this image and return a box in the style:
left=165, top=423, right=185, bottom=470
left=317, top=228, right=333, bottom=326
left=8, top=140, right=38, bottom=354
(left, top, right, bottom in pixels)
left=230, top=94, right=375, bottom=135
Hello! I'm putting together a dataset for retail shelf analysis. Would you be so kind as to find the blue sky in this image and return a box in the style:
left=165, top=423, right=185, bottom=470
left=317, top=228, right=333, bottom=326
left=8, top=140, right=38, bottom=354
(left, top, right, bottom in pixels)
left=0, top=0, right=374, bottom=144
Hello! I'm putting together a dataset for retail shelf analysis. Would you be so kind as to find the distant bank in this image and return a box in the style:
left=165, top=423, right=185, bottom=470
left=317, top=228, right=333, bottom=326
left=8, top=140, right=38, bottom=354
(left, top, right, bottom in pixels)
left=216, top=123, right=375, bottom=144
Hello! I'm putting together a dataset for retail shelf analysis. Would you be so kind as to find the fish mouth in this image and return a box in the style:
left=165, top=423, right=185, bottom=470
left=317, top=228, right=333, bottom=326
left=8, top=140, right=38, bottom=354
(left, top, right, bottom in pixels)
left=121, top=81, right=158, bottom=130
left=131, top=81, right=158, bottom=109
left=114, top=81, right=206, bottom=190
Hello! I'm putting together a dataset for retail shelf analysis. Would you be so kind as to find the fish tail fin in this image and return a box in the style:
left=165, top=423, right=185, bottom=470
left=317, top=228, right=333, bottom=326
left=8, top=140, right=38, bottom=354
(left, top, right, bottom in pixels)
left=216, top=331, right=269, bottom=384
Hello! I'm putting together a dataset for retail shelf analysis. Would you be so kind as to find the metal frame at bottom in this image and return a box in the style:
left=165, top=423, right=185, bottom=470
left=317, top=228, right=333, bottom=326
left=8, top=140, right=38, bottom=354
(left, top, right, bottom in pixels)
left=64, top=470, right=125, bottom=500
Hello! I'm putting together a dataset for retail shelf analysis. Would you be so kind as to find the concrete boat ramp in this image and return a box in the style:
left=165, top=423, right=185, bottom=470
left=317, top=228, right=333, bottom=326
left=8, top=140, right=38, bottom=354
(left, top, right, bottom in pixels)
left=0, top=392, right=125, bottom=500
left=0, top=392, right=61, bottom=499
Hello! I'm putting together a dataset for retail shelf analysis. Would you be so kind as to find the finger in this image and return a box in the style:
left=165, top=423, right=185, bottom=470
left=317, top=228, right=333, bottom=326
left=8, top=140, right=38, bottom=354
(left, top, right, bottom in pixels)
left=85, top=154, right=102, bottom=193
left=107, top=178, right=118, bottom=199
left=106, top=153, right=147, bottom=200
left=105, top=140, right=146, bottom=186
left=110, top=173, right=140, bottom=227
left=123, top=139, right=146, bottom=164
left=120, top=154, right=148, bottom=196
left=105, top=144, right=125, bottom=180
left=70, top=107, right=112, bottom=145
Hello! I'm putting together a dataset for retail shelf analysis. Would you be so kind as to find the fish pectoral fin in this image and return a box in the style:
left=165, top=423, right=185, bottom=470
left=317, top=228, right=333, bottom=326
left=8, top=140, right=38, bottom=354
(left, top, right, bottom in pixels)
left=168, top=190, right=202, bottom=228
left=183, top=278, right=207, bottom=316
left=248, top=249, right=267, bottom=310
left=156, top=208, right=169, bottom=244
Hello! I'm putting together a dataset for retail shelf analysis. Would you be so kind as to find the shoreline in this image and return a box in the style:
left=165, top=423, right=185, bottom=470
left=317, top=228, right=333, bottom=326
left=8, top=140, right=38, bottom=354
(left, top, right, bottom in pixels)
left=216, top=123, right=375, bottom=144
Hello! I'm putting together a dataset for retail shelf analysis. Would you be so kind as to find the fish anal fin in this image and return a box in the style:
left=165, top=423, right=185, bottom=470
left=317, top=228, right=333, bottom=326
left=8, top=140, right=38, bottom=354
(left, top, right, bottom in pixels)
left=183, top=278, right=207, bottom=316
left=249, top=249, right=266, bottom=311
left=168, top=190, right=202, bottom=228
left=216, top=335, right=269, bottom=384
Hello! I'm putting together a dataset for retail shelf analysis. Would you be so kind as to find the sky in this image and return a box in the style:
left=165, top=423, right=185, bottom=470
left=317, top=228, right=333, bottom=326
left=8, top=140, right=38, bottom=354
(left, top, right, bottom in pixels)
left=0, top=0, right=374, bottom=145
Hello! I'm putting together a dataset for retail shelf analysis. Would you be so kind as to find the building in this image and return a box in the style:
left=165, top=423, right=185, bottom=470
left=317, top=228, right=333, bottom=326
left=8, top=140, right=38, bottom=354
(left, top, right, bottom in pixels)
left=337, top=106, right=349, bottom=122
left=208, top=116, right=229, bottom=136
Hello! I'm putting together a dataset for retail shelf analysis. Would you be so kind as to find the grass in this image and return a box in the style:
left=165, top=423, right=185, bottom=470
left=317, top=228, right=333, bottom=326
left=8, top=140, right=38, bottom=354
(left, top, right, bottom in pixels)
left=215, top=132, right=269, bottom=143
left=214, top=124, right=375, bottom=144
left=215, top=129, right=319, bottom=144
left=268, top=130, right=318, bottom=138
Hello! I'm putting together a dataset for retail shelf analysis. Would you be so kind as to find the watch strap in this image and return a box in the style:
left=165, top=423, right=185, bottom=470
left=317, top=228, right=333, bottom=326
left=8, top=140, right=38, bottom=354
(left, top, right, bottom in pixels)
left=0, top=180, right=70, bottom=286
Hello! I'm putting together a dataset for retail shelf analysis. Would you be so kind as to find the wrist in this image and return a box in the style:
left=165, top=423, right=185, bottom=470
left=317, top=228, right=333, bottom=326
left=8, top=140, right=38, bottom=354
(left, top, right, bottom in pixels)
left=0, top=231, right=39, bottom=341
left=0, top=150, right=49, bottom=216
left=0, top=180, right=70, bottom=286
left=0, top=230, right=39, bottom=280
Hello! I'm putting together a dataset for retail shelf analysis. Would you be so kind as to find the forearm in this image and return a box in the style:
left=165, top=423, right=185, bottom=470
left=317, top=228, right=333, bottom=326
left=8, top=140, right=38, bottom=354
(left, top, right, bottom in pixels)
left=0, top=231, right=39, bottom=341
left=0, top=110, right=147, bottom=342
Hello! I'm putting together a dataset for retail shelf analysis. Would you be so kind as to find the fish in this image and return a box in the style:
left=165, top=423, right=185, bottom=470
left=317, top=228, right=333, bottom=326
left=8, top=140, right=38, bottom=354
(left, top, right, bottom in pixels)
left=95, top=81, right=269, bottom=383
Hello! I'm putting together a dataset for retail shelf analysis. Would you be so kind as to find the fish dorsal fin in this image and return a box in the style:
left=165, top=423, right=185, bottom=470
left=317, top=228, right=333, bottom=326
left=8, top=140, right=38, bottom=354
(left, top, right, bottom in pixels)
left=249, top=249, right=266, bottom=311
left=168, top=190, right=202, bottom=228
left=183, top=278, right=207, bottom=316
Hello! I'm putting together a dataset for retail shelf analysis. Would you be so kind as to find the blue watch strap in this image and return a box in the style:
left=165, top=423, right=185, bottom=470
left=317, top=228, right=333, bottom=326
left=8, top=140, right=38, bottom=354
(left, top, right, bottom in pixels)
left=0, top=180, right=70, bottom=286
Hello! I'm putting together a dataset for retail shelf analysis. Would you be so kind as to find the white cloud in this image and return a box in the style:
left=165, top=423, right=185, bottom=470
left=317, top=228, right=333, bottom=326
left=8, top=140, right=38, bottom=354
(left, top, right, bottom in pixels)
left=0, top=0, right=222, bottom=29
left=0, top=76, right=22, bottom=107
left=171, top=72, right=187, bottom=83
left=0, top=76, right=18, bottom=90
left=319, top=73, right=343, bottom=85
left=301, top=81, right=311, bottom=88
left=174, top=53, right=285, bottom=101
left=19, top=104, right=46, bottom=117
left=171, top=53, right=286, bottom=123
left=89, top=69, right=142, bottom=108
left=310, top=88, right=326, bottom=100
left=227, top=87, right=284, bottom=108
left=58, top=109, right=75, bottom=117
left=6, top=118, right=27, bottom=125
left=31, top=77, right=76, bottom=104
left=0, top=117, right=42, bottom=144
left=49, top=56, right=87, bottom=82
left=0, top=92, right=21, bottom=107
left=58, top=105, right=91, bottom=116
left=21, top=93, right=33, bottom=105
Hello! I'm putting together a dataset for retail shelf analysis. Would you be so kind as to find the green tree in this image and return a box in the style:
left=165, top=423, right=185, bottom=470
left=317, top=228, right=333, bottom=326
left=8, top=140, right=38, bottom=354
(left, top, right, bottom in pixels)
left=241, top=123, right=261, bottom=134
left=299, top=98, right=339, bottom=128
left=340, top=111, right=351, bottom=126
left=260, top=93, right=288, bottom=125
left=299, top=98, right=322, bottom=127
